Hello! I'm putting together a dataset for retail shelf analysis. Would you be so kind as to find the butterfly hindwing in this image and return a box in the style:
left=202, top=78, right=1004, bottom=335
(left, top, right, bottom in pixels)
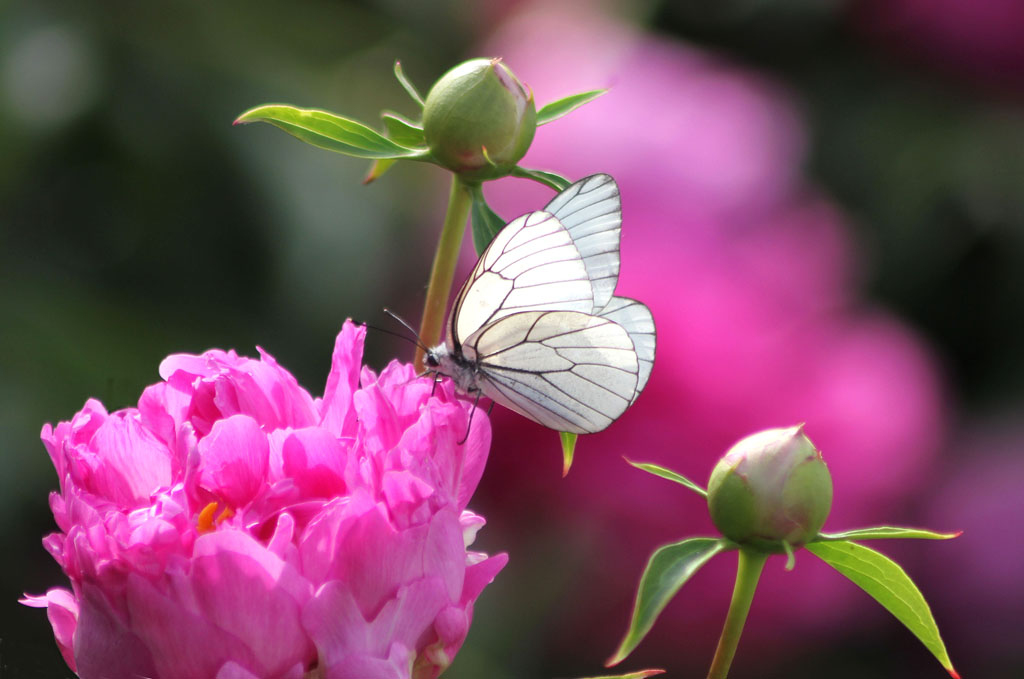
left=597, top=296, right=656, bottom=397
left=466, top=310, right=640, bottom=434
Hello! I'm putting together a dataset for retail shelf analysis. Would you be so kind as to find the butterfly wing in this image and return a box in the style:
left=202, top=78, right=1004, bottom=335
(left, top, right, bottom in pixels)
left=450, top=211, right=594, bottom=347
left=544, top=174, right=621, bottom=310
left=466, top=310, right=640, bottom=434
left=597, top=296, right=655, bottom=397
left=548, top=176, right=654, bottom=397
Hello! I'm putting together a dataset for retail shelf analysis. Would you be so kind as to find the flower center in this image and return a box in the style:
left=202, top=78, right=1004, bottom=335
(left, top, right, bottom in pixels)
left=197, top=501, right=235, bottom=533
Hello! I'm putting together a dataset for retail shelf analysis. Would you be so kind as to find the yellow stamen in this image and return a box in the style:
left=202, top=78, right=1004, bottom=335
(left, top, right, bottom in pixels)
left=197, top=502, right=218, bottom=533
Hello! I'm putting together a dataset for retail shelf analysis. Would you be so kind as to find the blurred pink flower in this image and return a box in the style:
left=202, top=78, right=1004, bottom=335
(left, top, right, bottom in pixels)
left=477, top=1, right=947, bottom=666
left=922, top=423, right=1024, bottom=677
left=23, top=321, right=505, bottom=679
left=853, top=0, right=1024, bottom=91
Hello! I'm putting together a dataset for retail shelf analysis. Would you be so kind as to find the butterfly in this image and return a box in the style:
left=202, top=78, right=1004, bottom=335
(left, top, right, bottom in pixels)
left=424, top=174, right=655, bottom=434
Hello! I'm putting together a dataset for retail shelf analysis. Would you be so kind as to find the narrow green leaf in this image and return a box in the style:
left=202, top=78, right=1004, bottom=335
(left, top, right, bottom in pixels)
left=481, top=145, right=499, bottom=168
left=813, top=526, right=962, bottom=542
left=469, top=184, right=506, bottom=256
left=625, top=459, right=707, bottom=498
left=609, top=538, right=728, bottom=666
left=511, top=166, right=572, bottom=192
left=782, top=540, right=796, bottom=571
left=537, top=89, right=607, bottom=125
left=393, top=60, right=425, bottom=108
left=363, top=158, right=398, bottom=184
left=807, top=541, right=958, bottom=678
left=576, top=670, right=664, bottom=679
left=235, top=105, right=426, bottom=159
left=381, top=111, right=426, bottom=149
left=561, top=431, right=578, bottom=477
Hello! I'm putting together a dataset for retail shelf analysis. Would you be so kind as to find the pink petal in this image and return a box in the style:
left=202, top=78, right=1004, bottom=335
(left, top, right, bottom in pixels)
left=336, top=505, right=465, bottom=618
left=320, top=321, right=366, bottom=437
left=196, top=414, right=270, bottom=509
left=83, top=410, right=174, bottom=507
left=305, top=578, right=448, bottom=667
left=461, top=553, right=509, bottom=605
left=74, top=583, right=157, bottom=679
left=381, top=470, right=436, bottom=527
left=189, top=531, right=315, bottom=674
left=127, top=531, right=315, bottom=678
left=20, top=588, right=79, bottom=671
left=280, top=427, right=349, bottom=498
left=216, top=661, right=263, bottom=679
left=126, top=571, right=260, bottom=678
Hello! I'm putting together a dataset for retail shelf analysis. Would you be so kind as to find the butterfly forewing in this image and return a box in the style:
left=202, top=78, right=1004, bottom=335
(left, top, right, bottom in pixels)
left=451, top=211, right=594, bottom=346
left=467, top=310, right=640, bottom=434
left=544, top=174, right=621, bottom=310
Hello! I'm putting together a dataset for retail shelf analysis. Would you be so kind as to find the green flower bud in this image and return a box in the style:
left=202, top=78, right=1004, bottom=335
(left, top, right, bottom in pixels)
left=422, top=57, right=536, bottom=180
left=707, top=425, right=833, bottom=552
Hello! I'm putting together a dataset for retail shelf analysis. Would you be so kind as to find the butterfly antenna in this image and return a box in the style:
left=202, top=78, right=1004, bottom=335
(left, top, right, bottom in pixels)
left=363, top=322, right=428, bottom=351
left=458, top=391, right=483, bottom=446
left=382, top=308, right=431, bottom=352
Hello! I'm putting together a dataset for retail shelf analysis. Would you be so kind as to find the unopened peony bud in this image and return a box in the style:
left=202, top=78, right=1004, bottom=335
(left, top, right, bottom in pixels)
left=422, top=57, right=536, bottom=180
left=707, top=425, right=833, bottom=552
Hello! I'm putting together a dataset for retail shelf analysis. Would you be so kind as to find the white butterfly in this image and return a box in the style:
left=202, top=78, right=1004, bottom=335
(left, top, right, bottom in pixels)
left=425, top=174, right=655, bottom=434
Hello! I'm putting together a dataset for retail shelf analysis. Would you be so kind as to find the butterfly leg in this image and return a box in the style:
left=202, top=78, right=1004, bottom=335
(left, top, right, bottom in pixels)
left=458, top=390, right=483, bottom=446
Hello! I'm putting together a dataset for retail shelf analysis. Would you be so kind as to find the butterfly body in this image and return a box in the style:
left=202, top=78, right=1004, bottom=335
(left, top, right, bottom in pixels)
left=425, top=341, right=480, bottom=395
left=428, top=174, right=655, bottom=434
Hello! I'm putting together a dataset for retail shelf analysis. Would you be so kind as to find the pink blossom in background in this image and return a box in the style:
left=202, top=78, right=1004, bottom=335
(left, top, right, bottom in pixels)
left=477, top=1, right=947, bottom=665
left=923, top=424, right=1024, bottom=676
left=23, top=321, right=505, bottom=679
left=853, top=0, right=1024, bottom=91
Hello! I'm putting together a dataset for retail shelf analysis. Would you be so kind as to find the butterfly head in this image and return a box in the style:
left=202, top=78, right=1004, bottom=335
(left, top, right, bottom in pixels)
left=424, top=347, right=442, bottom=370
left=424, top=343, right=481, bottom=394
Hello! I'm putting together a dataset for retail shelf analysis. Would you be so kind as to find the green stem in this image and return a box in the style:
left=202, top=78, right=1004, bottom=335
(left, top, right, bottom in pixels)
left=707, top=549, right=768, bottom=679
left=414, top=175, right=473, bottom=367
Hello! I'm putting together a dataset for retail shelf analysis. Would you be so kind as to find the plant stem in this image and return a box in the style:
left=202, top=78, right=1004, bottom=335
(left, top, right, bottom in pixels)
left=414, top=175, right=473, bottom=367
left=707, top=549, right=768, bottom=679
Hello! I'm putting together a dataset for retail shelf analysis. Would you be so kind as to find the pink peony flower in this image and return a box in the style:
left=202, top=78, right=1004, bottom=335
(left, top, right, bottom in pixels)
left=23, top=321, right=506, bottom=679
left=921, top=423, right=1024, bottom=677
left=476, top=1, right=947, bottom=666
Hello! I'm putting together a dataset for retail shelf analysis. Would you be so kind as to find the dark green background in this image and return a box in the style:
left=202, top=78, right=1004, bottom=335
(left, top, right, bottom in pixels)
left=2, top=1, right=1021, bottom=677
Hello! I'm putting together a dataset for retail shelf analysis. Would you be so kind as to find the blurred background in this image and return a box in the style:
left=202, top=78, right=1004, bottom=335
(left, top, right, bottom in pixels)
left=1, top=0, right=1022, bottom=677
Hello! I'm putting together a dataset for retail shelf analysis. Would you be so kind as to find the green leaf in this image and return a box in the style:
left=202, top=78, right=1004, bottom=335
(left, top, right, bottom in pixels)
left=393, top=60, right=425, bottom=108
left=469, top=184, right=506, bottom=256
left=609, top=538, right=728, bottom=666
left=575, top=671, right=664, bottom=679
left=782, top=540, right=796, bottom=571
left=381, top=111, right=426, bottom=149
left=625, top=459, right=707, bottom=498
left=363, top=158, right=398, bottom=184
left=813, top=526, right=962, bottom=542
left=806, top=541, right=958, bottom=678
left=235, top=105, right=427, bottom=159
left=511, top=166, right=572, bottom=192
left=537, top=89, right=607, bottom=125
left=561, top=431, right=578, bottom=477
